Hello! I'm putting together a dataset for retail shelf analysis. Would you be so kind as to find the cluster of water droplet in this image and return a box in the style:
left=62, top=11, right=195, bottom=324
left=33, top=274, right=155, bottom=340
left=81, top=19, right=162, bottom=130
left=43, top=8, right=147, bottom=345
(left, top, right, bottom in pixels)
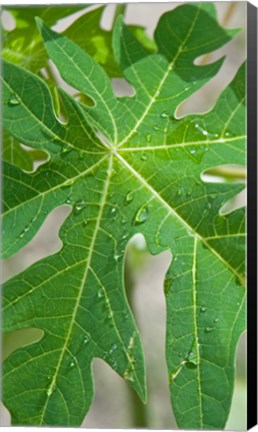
left=200, top=305, right=220, bottom=333
left=19, top=216, right=37, bottom=239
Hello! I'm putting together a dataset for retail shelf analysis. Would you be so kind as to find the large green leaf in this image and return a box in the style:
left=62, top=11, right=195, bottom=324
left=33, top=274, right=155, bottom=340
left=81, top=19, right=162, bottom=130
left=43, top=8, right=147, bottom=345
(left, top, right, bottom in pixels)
left=2, top=3, right=246, bottom=428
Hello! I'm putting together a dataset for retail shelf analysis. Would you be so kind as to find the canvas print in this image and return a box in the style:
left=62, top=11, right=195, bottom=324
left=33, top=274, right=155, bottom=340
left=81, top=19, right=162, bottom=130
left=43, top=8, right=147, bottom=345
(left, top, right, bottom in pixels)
left=1, top=2, right=248, bottom=429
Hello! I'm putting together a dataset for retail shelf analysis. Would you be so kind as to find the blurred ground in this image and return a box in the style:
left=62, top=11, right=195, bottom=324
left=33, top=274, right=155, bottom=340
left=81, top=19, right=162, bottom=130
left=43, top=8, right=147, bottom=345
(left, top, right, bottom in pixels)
left=1, top=2, right=247, bottom=429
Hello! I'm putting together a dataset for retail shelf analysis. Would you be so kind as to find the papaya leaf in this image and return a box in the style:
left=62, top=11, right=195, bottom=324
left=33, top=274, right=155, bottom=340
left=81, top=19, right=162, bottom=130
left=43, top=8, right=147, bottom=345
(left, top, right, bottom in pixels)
left=1, top=5, right=153, bottom=170
left=2, top=3, right=246, bottom=428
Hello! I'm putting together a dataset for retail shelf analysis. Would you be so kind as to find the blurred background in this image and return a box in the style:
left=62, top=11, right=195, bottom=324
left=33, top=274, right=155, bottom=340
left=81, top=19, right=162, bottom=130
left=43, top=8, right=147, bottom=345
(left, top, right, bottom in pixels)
left=1, top=2, right=247, bottom=429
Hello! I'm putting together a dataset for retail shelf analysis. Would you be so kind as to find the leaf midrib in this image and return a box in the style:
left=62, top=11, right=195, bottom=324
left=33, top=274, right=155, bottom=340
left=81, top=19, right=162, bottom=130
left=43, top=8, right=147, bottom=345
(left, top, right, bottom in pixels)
left=38, top=155, right=114, bottom=424
left=116, top=7, right=201, bottom=149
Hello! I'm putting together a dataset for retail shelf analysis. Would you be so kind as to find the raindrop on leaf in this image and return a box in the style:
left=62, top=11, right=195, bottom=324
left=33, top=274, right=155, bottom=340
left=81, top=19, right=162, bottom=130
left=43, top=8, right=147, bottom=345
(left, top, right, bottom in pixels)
left=141, top=153, right=148, bottom=161
left=83, top=335, right=90, bottom=345
left=74, top=200, right=86, bottom=214
left=61, top=145, right=72, bottom=155
left=126, top=191, right=134, bottom=203
left=111, top=207, right=117, bottom=216
left=205, top=326, right=215, bottom=333
left=8, top=94, right=20, bottom=106
left=97, top=288, right=104, bottom=299
left=61, top=178, right=75, bottom=188
left=135, top=205, right=149, bottom=224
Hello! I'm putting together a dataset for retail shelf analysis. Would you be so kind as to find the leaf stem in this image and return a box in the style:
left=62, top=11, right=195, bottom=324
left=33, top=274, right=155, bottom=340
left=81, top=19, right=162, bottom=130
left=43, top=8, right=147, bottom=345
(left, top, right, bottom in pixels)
left=124, top=248, right=149, bottom=428
left=205, top=166, right=246, bottom=181
left=113, top=3, right=126, bottom=25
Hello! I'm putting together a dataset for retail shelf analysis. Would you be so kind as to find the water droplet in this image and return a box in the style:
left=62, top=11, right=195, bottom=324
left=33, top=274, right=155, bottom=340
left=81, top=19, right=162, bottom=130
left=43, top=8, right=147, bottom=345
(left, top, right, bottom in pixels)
left=153, top=125, right=160, bottom=131
left=141, top=153, right=148, bottom=161
left=83, top=335, right=90, bottom=344
left=114, top=254, right=121, bottom=262
left=161, top=111, right=169, bottom=119
left=126, top=191, right=134, bottom=203
left=62, top=178, right=75, bottom=188
left=111, top=207, right=117, bottom=216
left=74, top=200, right=86, bottom=214
left=66, top=196, right=72, bottom=204
left=61, top=145, right=72, bottom=155
left=24, top=225, right=30, bottom=232
left=98, top=288, right=104, bottom=298
left=47, top=384, right=56, bottom=397
left=195, top=123, right=209, bottom=136
left=186, top=339, right=199, bottom=365
left=187, top=351, right=194, bottom=360
left=200, top=306, right=207, bottom=313
left=177, top=187, right=184, bottom=196
left=190, top=149, right=196, bottom=154
left=82, top=220, right=88, bottom=227
left=135, top=205, right=149, bottom=224
left=146, top=134, right=152, bottom=143
left=8, top=94, right=20, bottom=106
left=225, top=131, right=231, bottom=137
left=123, top=370, right=134, bottom=382
left=187, top=188, right=192, bottom=195
left=214, top=317, right=219, bottom=323
left=122, top=217, right=127, bottom=224
left=205, top=326, right=215, bottom=333
left=109, top=343, right=118, bottom=354
left=70, top=360, right=76, bottom=368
